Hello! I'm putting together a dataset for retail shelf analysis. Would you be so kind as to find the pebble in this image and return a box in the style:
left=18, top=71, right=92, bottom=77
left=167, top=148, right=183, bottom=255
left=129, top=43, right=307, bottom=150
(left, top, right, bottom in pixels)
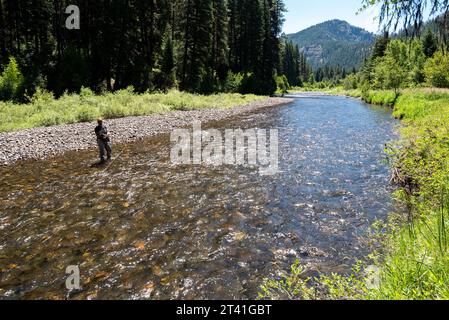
left=0, top=98, right=292, bottom=166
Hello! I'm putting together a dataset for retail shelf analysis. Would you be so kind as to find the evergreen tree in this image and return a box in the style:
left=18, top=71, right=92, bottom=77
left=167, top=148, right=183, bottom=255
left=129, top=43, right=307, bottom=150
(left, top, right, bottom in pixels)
left=211, top=0, right=229, bottom=81
left=0, top=0, right=287, bottom=98
left=159, top=29, right=176, bottom=91
left=0, top=0, right=7, bottom=64
left=180, top=0, right=213, bottom=91
left=257, top=0, right=285, bottom=95
left=422, top=28, right=438, bottom=57
left=372, top=31, right=390, bottom=60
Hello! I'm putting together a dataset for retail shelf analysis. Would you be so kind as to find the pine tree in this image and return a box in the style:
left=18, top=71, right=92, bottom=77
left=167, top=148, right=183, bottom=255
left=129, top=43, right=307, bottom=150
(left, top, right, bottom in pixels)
left=0, top=0, right=6, bottom=63
left=0, top=0, right=287, bottom=98
left=256, top=0, right=285, bottom=95
left=280, top=40, right=302, bottom=86
left=372, top=31, right=390, bottom=60
left=211, top=0, right=228, bottom=81
left=160, top=28, right=176, bottom=91
left=180, top=0, right=213, bottom=92
left=422, top=28, right=438, bottom=58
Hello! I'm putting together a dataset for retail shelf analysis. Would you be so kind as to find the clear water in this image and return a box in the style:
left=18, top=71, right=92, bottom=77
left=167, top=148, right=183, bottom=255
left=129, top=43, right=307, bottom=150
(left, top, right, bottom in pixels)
left=0, top=95, right=398, bottom=299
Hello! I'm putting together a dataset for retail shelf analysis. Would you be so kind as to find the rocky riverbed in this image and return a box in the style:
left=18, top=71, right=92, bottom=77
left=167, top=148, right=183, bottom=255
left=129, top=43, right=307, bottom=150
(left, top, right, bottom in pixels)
left=0, top=97, right=292, bottom=165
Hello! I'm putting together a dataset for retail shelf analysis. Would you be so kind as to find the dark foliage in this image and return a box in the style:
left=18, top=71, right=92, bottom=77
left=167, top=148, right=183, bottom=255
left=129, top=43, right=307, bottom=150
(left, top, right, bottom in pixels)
left=0, top=0, right=286, bottom=98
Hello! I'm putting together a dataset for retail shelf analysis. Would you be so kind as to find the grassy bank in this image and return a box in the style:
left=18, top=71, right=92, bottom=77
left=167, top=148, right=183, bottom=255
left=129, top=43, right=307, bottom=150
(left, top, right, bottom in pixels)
left=289, top=86, right=363, bottom=99
left=0, top=88, right=266, bottom=133
left=260, top=88, right=449, bottom=300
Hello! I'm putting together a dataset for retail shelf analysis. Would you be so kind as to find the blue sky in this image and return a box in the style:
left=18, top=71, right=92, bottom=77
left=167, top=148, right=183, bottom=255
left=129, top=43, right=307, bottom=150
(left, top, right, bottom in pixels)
left=283, top=0, right=380, bottom=34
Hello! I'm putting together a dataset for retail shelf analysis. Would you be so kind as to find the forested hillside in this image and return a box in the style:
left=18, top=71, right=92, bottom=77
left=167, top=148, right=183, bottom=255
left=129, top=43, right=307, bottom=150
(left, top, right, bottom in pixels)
left=0, top=0, right=286, bottom=99
left=287, top=20, right=375, bottom=70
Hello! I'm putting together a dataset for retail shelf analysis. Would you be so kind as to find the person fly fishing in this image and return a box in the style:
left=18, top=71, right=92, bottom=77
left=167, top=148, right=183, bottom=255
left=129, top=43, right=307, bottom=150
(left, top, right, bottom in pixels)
left=95, top=118, right=112, bottom=163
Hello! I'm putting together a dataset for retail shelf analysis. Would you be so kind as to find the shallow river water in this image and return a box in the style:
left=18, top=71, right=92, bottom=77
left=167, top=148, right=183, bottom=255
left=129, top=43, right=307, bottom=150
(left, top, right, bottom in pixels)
left=0, top=95, right=398, bottom=299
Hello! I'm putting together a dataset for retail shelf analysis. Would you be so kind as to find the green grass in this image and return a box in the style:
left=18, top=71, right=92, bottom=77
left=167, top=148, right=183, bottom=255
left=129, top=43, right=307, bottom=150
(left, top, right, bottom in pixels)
left=369, top=207, right=449, bottom=299
left=362, top=90, right=398, bottom=106
left=260, top=88, right=449, bottom=300
left=393, top=90, right=449, bottom=120
left=0, top=87, right=266, bottom=132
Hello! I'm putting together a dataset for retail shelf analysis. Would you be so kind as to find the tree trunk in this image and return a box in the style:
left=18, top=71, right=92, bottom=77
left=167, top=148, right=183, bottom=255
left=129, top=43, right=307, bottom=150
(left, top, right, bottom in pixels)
left=0, top=0, right=6, bottom=60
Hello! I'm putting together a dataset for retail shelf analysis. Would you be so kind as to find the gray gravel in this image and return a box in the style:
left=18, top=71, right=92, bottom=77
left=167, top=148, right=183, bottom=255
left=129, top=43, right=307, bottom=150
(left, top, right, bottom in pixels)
left=0, top=97, right=293, bottom=165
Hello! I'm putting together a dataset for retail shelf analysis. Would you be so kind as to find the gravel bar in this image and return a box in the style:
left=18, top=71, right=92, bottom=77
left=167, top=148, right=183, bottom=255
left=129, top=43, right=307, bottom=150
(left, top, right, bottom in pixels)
left=0, top=97, right=293, bottom=165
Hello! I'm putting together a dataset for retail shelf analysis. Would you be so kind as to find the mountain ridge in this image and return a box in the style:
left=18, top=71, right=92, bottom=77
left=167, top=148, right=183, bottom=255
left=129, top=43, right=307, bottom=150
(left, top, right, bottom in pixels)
left=286, top=20, right=376, bottom=70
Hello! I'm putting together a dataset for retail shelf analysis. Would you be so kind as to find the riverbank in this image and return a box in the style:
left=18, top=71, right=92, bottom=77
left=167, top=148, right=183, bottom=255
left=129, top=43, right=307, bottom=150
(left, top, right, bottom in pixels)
left=261, top=88, right=449, bottom=300
left=289, top=86, right=449, bottom=109
left=288, top=87, right=363, bottom=99
left=0, top=88, right=268, bottom=133
left=369, top=88, right=449, bottom=299
left=0, top=91, right=292, bottom=165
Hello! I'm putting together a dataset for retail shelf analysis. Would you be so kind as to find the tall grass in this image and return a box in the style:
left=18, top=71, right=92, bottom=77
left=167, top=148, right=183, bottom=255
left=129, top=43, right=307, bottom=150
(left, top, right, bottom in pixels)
left=362, top=90, right=398, bottom=106
left=0, top=87, right=266, bottom=132
left=367, top=199, right=449, bottom=299
left=393, top=90, right=449, bottom=120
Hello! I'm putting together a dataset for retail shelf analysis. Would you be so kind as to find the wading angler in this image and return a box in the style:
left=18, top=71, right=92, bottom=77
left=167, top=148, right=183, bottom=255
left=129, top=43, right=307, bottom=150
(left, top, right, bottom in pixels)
left=170, top=122, right=279, bottom=176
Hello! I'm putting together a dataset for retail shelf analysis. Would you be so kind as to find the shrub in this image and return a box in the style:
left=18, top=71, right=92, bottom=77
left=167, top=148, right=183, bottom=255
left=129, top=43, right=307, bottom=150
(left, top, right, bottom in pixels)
left=0, top=89, right=266, bottom=132
left=363, top=90, right=398, bottom=106
left=276, top=75, right=290, bottom=94
left=77, top=105, right=100, bottom=122
left=31, top=110, right=66, bottom=127
left=28, top=87, right=54, bottom=104
left=370, top=39, right=427, bottom=91
left=225, top=71, right=244, bottom=93
left=372, top=56, right=407, bottom=93
left=0, top=57, right=24, bottom=101
left=343, top=74, right=359, bottom=90
left=424, top=51, right=449, bottom=88
left=80, top=86, right=95, bottom=97
left=100, top=103, right=129, bottom=118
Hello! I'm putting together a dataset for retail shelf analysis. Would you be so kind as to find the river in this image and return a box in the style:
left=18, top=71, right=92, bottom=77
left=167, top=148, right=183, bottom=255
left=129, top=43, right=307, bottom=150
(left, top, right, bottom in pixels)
left=0, top=94, right=398, bottom=299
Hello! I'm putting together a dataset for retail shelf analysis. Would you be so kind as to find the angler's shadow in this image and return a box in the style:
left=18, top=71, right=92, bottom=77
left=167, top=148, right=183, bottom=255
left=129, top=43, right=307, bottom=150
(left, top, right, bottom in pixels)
left=90, top=161, right=108, bottom=168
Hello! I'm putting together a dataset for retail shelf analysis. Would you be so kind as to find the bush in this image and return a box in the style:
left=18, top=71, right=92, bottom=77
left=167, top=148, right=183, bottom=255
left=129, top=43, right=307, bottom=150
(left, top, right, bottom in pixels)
left=240, top=73, right=258, bottom=94
left=393, top=90, right=449, bottom=120
left=370, top=39, right=427, bottom=91
left=31, top=110, right=66, bottom=127
left=372, top=56, right=407, bottom=92
left=276, top=75, right=290, bottom=94
left=77, top=105, right=100, bottom=122
left=225, top=71, right=245, bottom=93
left=28, top=87, right=54, bottom=104
left=424, top=51, right=449, bottom=88
left=0, top=57, right=24, bottom=101
left=0, top=89, right=266, bottom=132
left=343, top=74, right=359, bottom=90
left=363, top=90, right=398, bottom=106
left=80, top=86, right=95, bottom=97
